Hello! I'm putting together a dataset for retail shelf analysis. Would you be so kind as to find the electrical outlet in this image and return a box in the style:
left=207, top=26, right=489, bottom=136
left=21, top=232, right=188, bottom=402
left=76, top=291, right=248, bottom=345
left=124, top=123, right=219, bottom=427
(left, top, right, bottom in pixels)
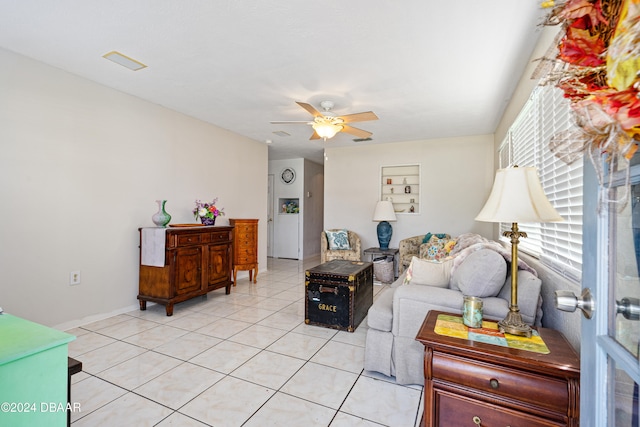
left=70, top=271, right=81, bottom=286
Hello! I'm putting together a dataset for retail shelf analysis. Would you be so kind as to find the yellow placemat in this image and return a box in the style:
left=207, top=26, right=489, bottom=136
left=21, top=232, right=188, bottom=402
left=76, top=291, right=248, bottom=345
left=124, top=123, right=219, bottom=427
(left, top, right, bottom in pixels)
left=434, top=314, right=550, bottom=354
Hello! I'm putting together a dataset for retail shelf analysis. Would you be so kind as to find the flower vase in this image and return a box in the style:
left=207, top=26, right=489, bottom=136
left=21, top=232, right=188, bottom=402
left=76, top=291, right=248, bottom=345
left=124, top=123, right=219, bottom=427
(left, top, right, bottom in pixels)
left=200, top=216, right=216, bottom=226
left=152, top=200, right=171, bottom=227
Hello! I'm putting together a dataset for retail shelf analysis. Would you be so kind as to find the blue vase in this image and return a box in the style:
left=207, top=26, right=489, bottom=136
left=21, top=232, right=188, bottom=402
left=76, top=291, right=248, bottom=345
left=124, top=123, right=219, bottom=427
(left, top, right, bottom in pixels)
left=152, top=200, right=171, bottom=227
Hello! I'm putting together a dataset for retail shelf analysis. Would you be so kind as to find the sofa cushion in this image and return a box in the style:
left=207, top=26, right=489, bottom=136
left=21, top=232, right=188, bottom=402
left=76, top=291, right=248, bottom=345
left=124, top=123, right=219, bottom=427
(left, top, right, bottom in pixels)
left=325, top=229, right=351, bottom=250
left=367, top=286, right=395, bottom=332
left=450, top=249, right=507, bottom=297
left=498, top=269, right=542, bottom=324
left=403, top=256, right=451, bottom=288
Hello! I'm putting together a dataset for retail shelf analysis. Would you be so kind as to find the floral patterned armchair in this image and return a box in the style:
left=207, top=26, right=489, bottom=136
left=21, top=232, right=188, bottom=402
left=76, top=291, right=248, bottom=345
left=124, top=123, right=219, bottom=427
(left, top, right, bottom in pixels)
left=399, top=235, right=424, bottom=274
left=321, top=229, right=362, bottom=264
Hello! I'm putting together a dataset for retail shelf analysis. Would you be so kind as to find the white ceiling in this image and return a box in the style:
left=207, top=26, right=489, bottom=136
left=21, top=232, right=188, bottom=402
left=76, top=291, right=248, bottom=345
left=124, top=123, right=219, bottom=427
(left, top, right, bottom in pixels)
left=0, top=1, right=546, bottom=164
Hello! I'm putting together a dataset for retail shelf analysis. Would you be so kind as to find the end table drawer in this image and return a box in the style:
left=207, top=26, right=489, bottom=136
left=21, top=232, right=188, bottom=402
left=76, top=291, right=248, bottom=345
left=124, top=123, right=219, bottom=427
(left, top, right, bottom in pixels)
left=432, top=353, right=569, bottom=414
left=436, top=390, right=564, bottom=427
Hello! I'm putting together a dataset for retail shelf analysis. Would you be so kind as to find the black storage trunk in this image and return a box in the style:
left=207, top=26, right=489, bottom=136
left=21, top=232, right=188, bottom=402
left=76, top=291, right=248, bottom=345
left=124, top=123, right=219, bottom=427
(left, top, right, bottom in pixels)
left=305, top=260, right=374, bottom=332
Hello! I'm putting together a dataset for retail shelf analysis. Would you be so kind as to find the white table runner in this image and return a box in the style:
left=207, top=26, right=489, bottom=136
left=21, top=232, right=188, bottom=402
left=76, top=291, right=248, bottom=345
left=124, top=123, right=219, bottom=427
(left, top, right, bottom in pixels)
left=141, top=227, right=167, bottom=267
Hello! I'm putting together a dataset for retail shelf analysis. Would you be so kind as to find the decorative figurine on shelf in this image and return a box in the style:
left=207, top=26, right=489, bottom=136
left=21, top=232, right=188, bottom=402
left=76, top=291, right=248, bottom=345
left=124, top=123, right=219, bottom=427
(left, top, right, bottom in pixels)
left=387, top=178, right=392, bottom=184
left=390, top=187, right=394, bottom=193
left=405, top=185, right=411, bottom=194
left=403, top=177, right=407, bottom=184
left=410, top=205, right=415, bottom=213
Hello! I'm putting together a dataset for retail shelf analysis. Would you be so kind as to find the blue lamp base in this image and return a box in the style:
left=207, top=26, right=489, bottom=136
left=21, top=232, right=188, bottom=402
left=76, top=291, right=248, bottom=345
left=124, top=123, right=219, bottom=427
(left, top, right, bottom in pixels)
left=377, top=221, right=393, bottom=250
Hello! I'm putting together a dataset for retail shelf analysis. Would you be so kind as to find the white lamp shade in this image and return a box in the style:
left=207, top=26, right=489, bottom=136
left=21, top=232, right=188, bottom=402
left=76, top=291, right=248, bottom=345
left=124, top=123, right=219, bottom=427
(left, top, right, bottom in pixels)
left=312, top=122, right=342, bottom=139
left=476, top=166, right=564, bottom=223
left=373, top=200, right=397, bottom=222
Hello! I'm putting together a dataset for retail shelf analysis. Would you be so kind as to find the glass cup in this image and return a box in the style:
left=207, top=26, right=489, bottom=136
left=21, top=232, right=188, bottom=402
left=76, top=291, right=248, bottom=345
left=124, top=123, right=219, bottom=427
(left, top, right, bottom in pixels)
left=463, top=296, right=483, bottom=328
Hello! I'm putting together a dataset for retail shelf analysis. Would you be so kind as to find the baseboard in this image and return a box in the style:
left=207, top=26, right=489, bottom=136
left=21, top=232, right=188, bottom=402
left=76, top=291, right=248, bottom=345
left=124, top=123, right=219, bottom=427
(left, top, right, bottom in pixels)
left=53, top=302, right=151, bottom=332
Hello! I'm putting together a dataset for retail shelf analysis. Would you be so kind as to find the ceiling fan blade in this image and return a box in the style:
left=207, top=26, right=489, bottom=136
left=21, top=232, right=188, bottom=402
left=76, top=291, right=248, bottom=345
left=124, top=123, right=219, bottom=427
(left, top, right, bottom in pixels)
left=270, top=121, right=312, bottom=124
left=339, top=111, right=378, bottom=123
left=296, top=101, right=323, bottom=117
left=310, top=130, right=321, bottom=140
left=342, top=125, right=372, bottom=138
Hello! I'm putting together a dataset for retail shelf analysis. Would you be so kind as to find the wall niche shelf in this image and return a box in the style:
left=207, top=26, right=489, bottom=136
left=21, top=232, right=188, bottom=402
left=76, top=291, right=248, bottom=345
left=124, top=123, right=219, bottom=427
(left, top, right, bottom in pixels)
left=381, top=164, right=420, bottom=214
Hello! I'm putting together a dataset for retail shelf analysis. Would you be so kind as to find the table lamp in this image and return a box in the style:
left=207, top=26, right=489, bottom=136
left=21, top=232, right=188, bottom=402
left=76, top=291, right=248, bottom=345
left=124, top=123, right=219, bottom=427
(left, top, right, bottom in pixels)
left=476, top=166, right=563, bottom=337
left=373, top=200, right=397, bottom=249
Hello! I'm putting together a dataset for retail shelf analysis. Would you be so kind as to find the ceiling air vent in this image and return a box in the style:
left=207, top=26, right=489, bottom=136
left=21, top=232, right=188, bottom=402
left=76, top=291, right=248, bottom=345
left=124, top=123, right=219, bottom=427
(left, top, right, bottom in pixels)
left=102, top=51, right=147, bottom=71
left=353, top=137, right=372, bottom=142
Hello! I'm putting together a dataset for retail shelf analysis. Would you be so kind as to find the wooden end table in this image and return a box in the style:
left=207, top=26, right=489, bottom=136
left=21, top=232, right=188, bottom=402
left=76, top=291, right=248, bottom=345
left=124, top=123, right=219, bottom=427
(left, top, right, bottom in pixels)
left=416, top=310, right=580, bottom=427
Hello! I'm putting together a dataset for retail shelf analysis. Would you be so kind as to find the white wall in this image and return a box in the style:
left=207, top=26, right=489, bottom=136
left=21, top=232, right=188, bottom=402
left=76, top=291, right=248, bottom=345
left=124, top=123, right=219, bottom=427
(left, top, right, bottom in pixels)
left=324, top=135, right=496, bottom=251
left=0, top=48, right=268, bottom=328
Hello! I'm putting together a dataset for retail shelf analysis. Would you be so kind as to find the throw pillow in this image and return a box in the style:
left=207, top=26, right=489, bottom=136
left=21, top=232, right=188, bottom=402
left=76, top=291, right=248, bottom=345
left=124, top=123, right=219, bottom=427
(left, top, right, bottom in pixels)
left=450, top=249, right=507, bottom=297
left=419, top=235, right=452, bottom=261
left=403, top=256, right=451, bottom=288
left=421, top=232, right=450, bottom=244
left=325, top=230, right=351, bottom=250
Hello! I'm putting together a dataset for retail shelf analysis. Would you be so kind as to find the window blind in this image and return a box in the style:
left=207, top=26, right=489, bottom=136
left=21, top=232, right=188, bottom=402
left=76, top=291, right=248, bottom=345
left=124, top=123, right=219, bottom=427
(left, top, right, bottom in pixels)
left=498, top=85, right=583, bottom=282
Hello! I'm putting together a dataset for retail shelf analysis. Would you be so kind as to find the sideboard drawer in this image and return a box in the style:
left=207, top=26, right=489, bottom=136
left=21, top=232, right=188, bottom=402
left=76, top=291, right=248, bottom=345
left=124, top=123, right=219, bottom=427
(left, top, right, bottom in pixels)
left=432, top=352, right=569, bottom=414
left=211, top=231, right=231, bottom=242
left=177, top=233, right=203, bottom=246
left=436, top=389, right=564, bottom=427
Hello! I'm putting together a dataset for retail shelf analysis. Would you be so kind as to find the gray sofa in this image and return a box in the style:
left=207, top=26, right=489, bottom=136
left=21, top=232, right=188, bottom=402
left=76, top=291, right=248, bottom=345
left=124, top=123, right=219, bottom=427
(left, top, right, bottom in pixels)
left=364, top=245, right=543, bottom=385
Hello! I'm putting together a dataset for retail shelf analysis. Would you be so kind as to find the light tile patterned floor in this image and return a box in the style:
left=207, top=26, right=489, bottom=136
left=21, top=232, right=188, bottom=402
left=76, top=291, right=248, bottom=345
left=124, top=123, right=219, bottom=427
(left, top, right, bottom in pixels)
left=67, top=256, right=424, bottom=426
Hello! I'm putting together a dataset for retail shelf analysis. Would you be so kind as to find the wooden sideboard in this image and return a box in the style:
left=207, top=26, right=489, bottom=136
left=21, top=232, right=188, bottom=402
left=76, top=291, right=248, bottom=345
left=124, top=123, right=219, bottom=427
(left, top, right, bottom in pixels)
left=138, top=226, right=233, bottom=316
left=416, top=310, right=580, bottom=427
left=229, top=218, right=258, bottom=285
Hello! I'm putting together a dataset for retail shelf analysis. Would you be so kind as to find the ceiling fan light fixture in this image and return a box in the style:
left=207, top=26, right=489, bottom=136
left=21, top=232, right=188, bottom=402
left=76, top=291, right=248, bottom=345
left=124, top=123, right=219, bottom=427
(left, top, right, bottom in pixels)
left=312, top=122, right=343, bottom=140
left=271, top=101, right=377, bottom=141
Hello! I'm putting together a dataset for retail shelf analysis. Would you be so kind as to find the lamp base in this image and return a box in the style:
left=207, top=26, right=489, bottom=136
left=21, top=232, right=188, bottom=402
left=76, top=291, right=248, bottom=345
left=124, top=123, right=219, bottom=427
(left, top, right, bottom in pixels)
left=377, top=221, right=392, bottom=250
left=497, top=309, right=532, bottom=337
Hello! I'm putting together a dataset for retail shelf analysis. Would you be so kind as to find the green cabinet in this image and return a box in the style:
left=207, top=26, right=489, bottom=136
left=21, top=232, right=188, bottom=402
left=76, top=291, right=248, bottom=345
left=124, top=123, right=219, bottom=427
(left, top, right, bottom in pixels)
left=0, top=314, right=75, bottom=426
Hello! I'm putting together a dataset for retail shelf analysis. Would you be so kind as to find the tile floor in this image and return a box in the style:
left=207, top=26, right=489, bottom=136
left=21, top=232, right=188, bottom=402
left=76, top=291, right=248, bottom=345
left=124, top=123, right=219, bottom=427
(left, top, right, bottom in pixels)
left=66, top=256, right=424, bottom=427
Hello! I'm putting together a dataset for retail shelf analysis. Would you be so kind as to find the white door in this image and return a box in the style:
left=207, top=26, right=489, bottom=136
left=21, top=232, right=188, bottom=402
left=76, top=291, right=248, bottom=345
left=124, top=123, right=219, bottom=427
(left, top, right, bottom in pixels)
left=267, top=174, right=274, bottom=257
left=274, top=213, right=299, bottom=259
left=577, top=157, right=640, bottom=426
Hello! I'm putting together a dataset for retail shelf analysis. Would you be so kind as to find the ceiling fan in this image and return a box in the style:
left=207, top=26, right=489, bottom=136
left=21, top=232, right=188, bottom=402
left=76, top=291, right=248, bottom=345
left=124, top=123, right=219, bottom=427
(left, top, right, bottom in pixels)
left=271, top=101, right=378, bottom=141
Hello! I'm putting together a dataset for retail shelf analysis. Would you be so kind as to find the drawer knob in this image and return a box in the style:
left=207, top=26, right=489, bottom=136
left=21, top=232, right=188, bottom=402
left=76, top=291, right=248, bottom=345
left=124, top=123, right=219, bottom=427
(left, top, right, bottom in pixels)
left=472, top=416, right=481, bottom=426
left=489, top=378, right=499, bottom=389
